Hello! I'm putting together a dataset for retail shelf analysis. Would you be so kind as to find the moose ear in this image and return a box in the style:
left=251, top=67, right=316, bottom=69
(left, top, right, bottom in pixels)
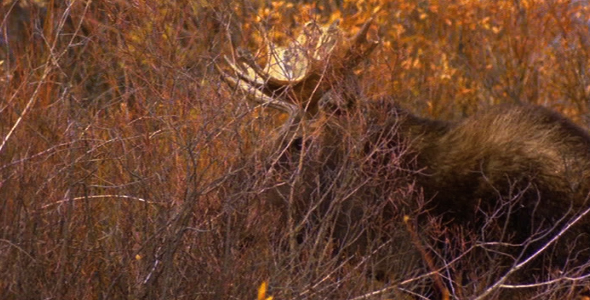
left=318, top=90, right=343, bottom=114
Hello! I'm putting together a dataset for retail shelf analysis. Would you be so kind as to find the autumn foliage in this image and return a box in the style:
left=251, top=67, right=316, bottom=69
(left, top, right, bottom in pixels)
left=1, top=0, right=590, bottom=299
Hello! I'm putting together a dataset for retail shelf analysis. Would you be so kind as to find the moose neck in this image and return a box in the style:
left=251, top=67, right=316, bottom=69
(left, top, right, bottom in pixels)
left=366, top=98, right=452, bottom=158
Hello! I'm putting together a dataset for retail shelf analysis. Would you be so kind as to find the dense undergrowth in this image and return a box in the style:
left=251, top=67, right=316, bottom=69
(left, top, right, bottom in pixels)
left=1, top=0, right=590, bottom=299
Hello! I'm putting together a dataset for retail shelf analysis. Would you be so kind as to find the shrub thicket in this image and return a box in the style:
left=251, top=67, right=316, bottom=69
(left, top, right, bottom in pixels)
left=1, top=0, right=590, bottom=299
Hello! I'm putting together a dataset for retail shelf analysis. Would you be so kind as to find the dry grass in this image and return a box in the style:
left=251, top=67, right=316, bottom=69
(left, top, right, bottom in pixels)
left=1, top=0, right=590, bottom=299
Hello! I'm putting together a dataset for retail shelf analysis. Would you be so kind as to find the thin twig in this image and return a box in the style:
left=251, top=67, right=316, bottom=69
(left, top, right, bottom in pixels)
left=474, top=205, right=590, bottom=300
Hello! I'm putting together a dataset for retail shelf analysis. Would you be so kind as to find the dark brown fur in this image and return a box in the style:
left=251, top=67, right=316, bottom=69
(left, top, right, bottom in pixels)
left=372, top=100, right=590, bottom=266
left=369, top=101, right=590, bottom=220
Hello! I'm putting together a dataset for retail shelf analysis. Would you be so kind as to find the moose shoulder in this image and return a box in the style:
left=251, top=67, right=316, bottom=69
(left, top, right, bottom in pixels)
left=218, top=18, right=590, bottom=295
left=417, top=104, right=590, bottom=219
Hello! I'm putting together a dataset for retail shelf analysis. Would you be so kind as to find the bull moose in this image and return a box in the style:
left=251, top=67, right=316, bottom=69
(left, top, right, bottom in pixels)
left=217, top=18, right=590, bottom=299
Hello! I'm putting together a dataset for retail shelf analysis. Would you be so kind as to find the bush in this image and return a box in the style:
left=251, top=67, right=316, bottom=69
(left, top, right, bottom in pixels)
left=1, top=0, right=590, bottom=299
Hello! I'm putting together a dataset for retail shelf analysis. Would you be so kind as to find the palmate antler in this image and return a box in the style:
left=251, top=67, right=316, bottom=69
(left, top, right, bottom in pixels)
left=217, top=18, right=378, bottom=129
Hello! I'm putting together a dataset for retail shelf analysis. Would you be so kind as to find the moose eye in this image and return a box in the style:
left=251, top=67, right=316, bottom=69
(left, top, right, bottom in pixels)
left=290, top=137, right=303, bottom=152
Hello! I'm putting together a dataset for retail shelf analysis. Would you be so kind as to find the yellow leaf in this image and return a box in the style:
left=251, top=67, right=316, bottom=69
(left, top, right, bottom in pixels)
left=258, top=281, right=269, bottom=300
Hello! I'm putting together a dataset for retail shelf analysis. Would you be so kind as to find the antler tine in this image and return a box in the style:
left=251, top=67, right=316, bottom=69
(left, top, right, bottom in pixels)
left=345, top=18, right=379, bottom=67
left=218, top=65, right=302, bottom=133
left=307, top=19, right=342, bottom=62
left=222, top=54, right=266, bottom=86
left=217, top=64, right=299, bottom=115
left=352, top=18, right=373, bottom=44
